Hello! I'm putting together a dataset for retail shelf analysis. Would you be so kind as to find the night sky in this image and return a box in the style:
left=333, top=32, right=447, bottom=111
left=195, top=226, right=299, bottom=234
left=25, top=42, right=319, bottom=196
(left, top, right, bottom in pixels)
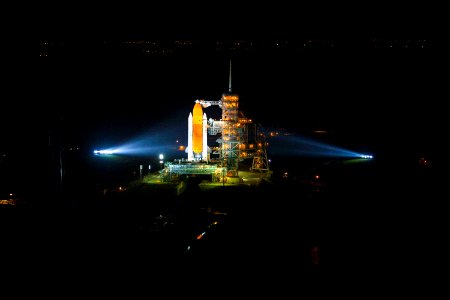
left=2, top=8, right=443, bottom=191
left=32, top=37, right=441, bottom=152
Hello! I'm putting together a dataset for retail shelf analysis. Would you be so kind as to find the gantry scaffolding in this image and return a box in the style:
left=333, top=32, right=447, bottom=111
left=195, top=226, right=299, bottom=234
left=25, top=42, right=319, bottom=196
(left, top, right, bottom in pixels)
left=203, top=97, right=269, bottom=175
left=196, top=61, right=269, bottom=177
left=251, top=128, right=270, bottom=172
left=219, top=94, right=240, bottom=176
left=236, top=117, right=269, bottom=172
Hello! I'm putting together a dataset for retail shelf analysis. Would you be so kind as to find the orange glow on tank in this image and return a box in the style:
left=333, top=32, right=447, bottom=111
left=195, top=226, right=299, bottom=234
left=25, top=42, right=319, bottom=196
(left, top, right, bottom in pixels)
left=192, top=103, right=203, bottom=154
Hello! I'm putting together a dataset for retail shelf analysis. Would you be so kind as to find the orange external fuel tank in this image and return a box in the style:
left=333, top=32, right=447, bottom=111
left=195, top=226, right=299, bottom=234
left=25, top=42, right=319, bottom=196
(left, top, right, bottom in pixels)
left=192, top=102, right=203, bottom=154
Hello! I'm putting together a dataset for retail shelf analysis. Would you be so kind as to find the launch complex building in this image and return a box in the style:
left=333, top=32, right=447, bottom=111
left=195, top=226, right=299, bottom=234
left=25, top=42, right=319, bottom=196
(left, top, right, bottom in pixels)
left=163, top=62, right=270, bottom=183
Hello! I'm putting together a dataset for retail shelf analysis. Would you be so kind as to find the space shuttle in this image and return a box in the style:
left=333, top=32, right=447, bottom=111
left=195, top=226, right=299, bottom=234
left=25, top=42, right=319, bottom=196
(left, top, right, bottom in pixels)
left=186, top=101, right=208, bottom=161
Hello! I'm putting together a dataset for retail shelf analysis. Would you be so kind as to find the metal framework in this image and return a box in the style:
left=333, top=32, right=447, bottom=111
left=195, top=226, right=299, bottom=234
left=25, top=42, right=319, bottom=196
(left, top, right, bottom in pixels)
left=164, top=162, right=226, bottom=182
left=251, top=129, right=269, bottom=172
left=219, top=94, right=240, bottom=176
left=193, top=61, right=269, bottom=177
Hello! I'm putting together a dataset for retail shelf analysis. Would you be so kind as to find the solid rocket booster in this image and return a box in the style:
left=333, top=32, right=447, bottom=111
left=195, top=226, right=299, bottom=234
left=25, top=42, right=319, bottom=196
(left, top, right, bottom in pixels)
left=187, top=112, right=193, bottom=161
left=202, top=112, right=207, bottom=160
left=192, top=102, right=203, bottom=154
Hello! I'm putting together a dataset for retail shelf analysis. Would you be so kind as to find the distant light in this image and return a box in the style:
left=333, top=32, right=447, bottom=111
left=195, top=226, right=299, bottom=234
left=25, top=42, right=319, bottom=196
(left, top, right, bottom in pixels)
left=196, top=232, right=206, bottom=240
left=159, top=160, right=164, bottom=164
left=360, top=154, right=373, bottom=159
left=94, top=149, right=115, bottom=155
left=315, top=175, right=320, bottom=179
left=9, top=193, right=13, bottom=196
left=159, top=154, right=164, bottom=160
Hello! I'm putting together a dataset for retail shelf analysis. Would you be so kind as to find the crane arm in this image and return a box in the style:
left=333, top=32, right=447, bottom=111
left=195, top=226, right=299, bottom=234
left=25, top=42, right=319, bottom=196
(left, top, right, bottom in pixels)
left=195, top=99, right=222, bottom=109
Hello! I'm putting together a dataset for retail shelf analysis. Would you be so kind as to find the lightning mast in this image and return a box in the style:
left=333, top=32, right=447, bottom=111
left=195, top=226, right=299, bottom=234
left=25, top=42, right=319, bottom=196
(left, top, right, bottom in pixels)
left=229, top=60, right=232, bottom=93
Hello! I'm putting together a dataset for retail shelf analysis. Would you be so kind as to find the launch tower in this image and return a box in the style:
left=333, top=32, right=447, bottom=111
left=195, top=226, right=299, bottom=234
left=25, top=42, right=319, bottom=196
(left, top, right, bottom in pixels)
left=219, top=61, right=240, bottom=176
left=185, top=60, right=269, bottom=179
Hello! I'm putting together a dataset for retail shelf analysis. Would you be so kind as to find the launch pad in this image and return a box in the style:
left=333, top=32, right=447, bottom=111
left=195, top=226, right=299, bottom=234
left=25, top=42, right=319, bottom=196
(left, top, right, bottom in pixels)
left=161, top=160, right=269, bottom=186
